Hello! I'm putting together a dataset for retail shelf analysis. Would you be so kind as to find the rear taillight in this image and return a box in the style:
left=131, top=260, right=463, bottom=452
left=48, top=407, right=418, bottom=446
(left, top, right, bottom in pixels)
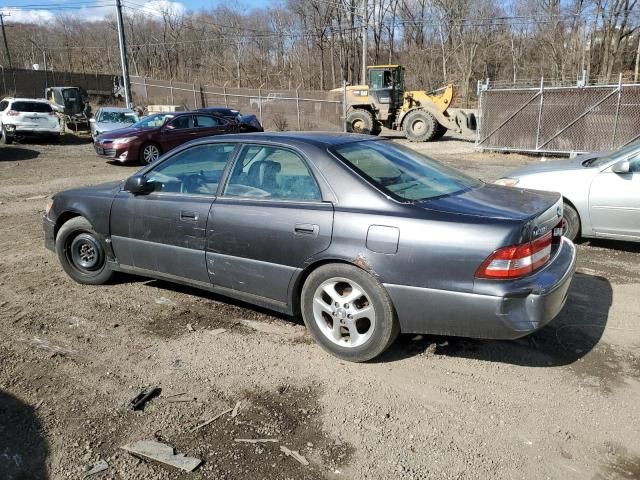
left=476, top=231, right=553, bottom=279
left=553, top=218, right=565, bottom=243
left=7, top=110, right=19, bottom=116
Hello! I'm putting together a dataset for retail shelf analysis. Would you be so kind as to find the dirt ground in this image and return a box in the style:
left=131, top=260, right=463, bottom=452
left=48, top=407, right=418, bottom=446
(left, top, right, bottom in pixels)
left=0, top=131, right=639, bottom=480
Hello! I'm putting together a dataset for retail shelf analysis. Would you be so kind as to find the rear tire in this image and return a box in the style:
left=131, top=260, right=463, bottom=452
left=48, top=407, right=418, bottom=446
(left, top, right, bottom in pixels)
left=432, top=123, right=447, bottom=140
left=301, top=263, right=399, bottom=362
left=346, top=109, right=377, bottom=135
left=563, top=202, right=580, bottom=241
left=0, top=125, right=12, bottom=145
left=55, top=217, right=114, bottom=285
left=403, top=110, right=438, bottom=142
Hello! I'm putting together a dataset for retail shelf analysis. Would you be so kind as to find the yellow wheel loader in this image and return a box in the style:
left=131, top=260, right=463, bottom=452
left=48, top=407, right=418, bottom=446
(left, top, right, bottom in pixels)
left=333, top=65, right=476, bottom=141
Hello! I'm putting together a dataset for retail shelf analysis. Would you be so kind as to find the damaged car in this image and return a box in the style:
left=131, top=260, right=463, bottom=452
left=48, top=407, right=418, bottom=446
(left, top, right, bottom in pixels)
left=44, top=133, right=576, bottom=361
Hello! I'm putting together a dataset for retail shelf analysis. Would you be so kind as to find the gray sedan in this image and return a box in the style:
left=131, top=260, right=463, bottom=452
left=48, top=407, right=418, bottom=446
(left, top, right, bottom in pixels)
left=90, top=107, right=139, bottom=141
left=496, top=141, right=640, bottom=243
left=43, top=133, right=576, bottom=361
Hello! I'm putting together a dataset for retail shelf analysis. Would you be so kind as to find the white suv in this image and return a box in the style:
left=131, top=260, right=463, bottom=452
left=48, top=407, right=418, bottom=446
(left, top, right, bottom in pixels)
left=0, top=98, right=61, bottom=144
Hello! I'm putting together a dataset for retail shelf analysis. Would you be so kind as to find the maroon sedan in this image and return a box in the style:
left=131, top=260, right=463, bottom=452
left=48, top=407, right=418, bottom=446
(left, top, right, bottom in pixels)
left=93, top=112, right=238, bottom=164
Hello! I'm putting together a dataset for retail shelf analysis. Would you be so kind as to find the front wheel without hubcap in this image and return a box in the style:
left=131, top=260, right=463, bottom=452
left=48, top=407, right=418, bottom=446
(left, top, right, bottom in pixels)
left=301, top=264, right=399, bottom=362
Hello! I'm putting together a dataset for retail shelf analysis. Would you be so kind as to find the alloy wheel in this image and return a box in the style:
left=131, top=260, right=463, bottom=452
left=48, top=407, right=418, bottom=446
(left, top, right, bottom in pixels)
left=143, top=144, right=160, bottom=164
left=312, top=277, right=376, bottom=348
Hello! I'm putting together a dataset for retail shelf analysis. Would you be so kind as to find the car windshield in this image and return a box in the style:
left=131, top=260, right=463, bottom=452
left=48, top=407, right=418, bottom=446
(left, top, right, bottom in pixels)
left=331, top=140, right=481, bottom=201
left=588, top=140, right=640, bottom=167
left=12, top=101, right=52, bottom=113
left=132, top=113, right=172, bottom=129
left=98, top=111, right=138, bottom=124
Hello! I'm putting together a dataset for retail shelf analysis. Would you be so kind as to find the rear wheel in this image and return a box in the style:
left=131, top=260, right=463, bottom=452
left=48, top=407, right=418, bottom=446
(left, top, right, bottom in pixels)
left=139, top=142, right=161, bottom=165
left=55, top=217, right=114, bottom=285
left=0, top=125, right=12, bottom=145
left=346, top=109, right=377, bottom=135
left=403, top=110, right=438, bottom=142
left=563, top=202, right=580, bottom=241
left=301, top=264, right=399, bottom=362
left=432, top=123, right=447, bottom=140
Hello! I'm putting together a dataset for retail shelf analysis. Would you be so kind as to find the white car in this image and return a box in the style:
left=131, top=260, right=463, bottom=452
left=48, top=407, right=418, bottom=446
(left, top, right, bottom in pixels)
left=495, top=141, right=640, bottom=243
left=0, top=98, right=61, bottom=144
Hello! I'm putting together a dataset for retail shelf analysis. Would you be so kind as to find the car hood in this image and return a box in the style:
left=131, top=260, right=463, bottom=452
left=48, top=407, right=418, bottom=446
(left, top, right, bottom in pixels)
left=94, top=122, right=136, bottom=134
left=506, top=152, right=603, bottom=177
left=97, top=125, right=156, bottom=140
left=59, top=180, right=123, bottom=198
left=418, top=183, right=560, bottom=221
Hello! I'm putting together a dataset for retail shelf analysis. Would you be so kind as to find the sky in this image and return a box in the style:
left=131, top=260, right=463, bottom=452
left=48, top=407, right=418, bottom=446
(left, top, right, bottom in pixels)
left=0, top=0, right=275, bottom=24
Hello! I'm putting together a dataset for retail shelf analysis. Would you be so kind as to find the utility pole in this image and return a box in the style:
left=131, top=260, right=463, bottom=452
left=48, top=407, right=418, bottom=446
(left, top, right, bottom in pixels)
left=0, top=13, right=12, bottom=70
left=361, top=0, right=367, bottom=85
left=115, top=0, right=132, bottom=108
left=28, top=39, right=48, bottom=90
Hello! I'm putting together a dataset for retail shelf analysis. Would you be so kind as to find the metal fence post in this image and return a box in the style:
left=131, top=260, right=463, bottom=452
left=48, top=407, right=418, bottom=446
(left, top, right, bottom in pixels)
left=258, top=83, right=264, bottom=125
left=611, top=73, right=623, bottom=148
left=296, top=83, right=301, bottom=130
left=193, top=83, right=198, bottom=109
left=223, top=81, right=228, bottom=107
left=342, top=79, right=347, bottom=133
left=142, top=76, right=148, bottom=103
left=535, top=77, right=544, bottom=150
left=169, top=79, right=174, bottom=104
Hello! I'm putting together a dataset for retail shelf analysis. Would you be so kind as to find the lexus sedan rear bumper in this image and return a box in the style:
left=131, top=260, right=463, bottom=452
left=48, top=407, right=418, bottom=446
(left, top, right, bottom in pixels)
left=385, top=237, right=577, bottom=339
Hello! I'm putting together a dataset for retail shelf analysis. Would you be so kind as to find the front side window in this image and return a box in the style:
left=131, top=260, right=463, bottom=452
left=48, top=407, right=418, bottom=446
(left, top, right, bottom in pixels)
left=167, top=115, right=194, bottom=130
left=0, top=101, right=8, bottom=111
left=629, top=155, right=640, bottom=173
left=331, top=140, right=481, bottom=202
left=223, top=145, right=322, bottom=201
left=132, top=113, right=172, bottom=129
left=145, top=143, right=236, bottom=195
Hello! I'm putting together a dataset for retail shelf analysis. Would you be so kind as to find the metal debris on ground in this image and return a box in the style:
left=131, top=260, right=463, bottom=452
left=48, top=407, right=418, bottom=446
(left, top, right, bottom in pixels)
left=154, top=296, right=175, bottom=306
left=280, top=445, right=309, bottom=466
left=190, top=406, right=234, bottom=432
left=234, top=438, right=279, bottom=444
left=207, top=328, right=227, bottom=336
left=128, top=386, right=162, bottom=411
left=84, top=459, right=108, bottom=477
left=120, top=440, right=201, bottom=472
left=34, top=399, right=44, bottom=410
left=186, top=323, right=195, bottom=332
left=231, top=400, right=242, bottom=417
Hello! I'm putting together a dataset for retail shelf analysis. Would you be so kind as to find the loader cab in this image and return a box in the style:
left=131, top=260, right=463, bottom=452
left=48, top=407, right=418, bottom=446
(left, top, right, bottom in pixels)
left=367, top=65, right=404, bottom=121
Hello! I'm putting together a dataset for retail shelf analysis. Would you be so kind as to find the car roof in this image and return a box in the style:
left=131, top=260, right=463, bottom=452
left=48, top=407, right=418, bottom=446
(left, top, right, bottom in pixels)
left=205, top=131, right=382, bottom=148
left=2, top=97, right=50, bottom=103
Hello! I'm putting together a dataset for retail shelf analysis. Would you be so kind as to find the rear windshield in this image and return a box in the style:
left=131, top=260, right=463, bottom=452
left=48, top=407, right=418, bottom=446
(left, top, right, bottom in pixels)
left=11, top=101, right=53, bottom=113
left=331, top=140, right=481, bottom=201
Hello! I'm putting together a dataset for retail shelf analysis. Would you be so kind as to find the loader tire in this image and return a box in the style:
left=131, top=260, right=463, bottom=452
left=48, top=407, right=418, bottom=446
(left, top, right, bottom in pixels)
left=403, top=110, right=438, bottom=142
left=346, top=109, right=377, bottom=135
left=432, top=123, right=447, bottom=140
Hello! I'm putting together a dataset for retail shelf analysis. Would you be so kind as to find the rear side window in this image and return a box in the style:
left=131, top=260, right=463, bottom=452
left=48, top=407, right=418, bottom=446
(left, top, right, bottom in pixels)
left=11, top=101, right=53, bottom=113
left=224, top=145, right=321, bottom=201
left=195, top=115, right=220, bottom=127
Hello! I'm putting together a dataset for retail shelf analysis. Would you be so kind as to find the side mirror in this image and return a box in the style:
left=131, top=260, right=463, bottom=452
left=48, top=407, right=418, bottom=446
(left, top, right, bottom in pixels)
left=611, top=160, right=630, bottom=174
left=123, top=175, right=151, bottom=194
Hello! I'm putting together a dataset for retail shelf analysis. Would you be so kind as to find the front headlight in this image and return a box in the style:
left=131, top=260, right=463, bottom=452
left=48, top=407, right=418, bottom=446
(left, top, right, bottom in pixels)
left=113, top=136, right=136, bottom=145
left=494, top=178, right=520, bottom=187
left=45, top=198, right=54, bottom=215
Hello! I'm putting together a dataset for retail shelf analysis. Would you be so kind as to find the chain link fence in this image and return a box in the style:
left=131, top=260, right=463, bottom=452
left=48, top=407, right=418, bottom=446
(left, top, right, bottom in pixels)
left=476, top=77, right=640, bottom=154
left=130, top=76, right=344, bottom=132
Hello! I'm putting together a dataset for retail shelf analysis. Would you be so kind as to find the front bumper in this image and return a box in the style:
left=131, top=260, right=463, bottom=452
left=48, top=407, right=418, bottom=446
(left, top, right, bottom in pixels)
left=43, top=216, right=56, bottom=252
left=385, top=238, right=577, bottom=339
left=94, top=143, right=130, bottom=162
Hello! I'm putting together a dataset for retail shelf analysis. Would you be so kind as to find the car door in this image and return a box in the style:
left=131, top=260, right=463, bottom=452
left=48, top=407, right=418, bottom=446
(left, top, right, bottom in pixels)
left=194, top=114, right=232, bottom=138
left=110, top=142, right=238, bottom=284
left=589, top=154, right=640, bottom=240
left=207, top=144, right=334, bottom=304
left=158, top=114, right=196, bottom=152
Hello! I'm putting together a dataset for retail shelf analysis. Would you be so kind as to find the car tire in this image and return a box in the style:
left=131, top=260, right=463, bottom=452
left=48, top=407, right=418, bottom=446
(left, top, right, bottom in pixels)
left=346, top=109, right=377, bottom=135
left=563, top=202, right=580, bottom=241
left=55, top=217, right=114, bottom=285
left=403, top=110, right=438, bottom=142
left=301, top=263, right=400, bottom=362
left=0, top=125, right=12, bottom=145
left=139, top=142, right=161, bottom=165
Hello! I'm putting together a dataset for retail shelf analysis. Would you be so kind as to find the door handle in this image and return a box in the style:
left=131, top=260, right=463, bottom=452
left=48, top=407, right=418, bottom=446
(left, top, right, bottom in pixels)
left=180, top=210, right=198, bottom=221
left=294, top=223, right=319, bottom=236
